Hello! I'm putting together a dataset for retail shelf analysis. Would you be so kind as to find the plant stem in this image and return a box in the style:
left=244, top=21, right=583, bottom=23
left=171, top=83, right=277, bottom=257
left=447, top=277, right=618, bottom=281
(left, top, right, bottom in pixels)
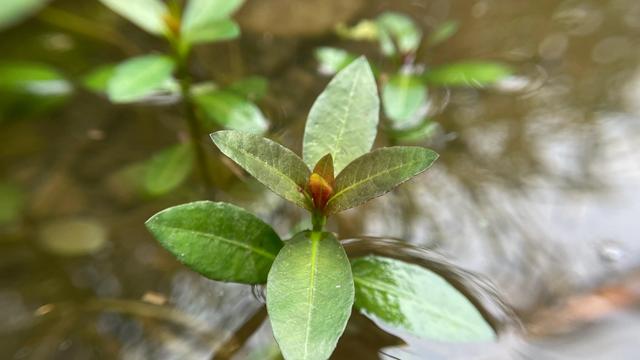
left=311, top=211, right=326, bottom=232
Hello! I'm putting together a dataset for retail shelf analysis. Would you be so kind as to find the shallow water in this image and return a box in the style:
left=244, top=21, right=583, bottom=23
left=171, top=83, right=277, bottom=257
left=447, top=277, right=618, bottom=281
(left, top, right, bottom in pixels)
left=1, top=0, right=640, bottom=359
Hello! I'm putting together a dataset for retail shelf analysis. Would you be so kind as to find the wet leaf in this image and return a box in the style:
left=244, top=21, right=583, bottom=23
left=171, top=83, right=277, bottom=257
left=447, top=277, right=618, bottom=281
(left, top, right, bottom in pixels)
left=0, top=0, right=50, bottom=30
left=427, top=20, right=459, bottom=46
left=194, top=89, right=268, bottom=133
left=143, top=143, right=194, bottom=196
left=326, top=146, right=438, bottom=214
left=351, top=256, right=495, bottom=342
left=211, top=130, right=311, bottom=210
left=227, top=76, right=268, bottom=101
left=267, top=231, right=354, bottom=360
left=376, top=12, right=422, bottom=56
left=38, top=218, right=108, bottom=256
left=0, top=62, right=72, bottom=96
left=314, top=47, right=356, bottom=75
left=82, top=64, right=116, bottom=93
left=0, top=182, right=25, bottom=225
left=181, top=0, right=243, bottom=45
left=303, top=57, right=379, bottom=173
left=107, top=55, right=175, bottom=103
left=424, top=61, right=512, bottom=87
left=99, top=0, right=168, bottom=35
left=146, top=201, right=282, bottom=284
left=382, top=73, right=428, bottom=128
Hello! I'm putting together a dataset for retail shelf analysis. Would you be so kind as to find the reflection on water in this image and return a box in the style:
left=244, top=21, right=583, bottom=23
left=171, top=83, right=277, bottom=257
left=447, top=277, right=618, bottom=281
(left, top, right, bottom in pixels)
left=2, top=0, right=640, bottom=358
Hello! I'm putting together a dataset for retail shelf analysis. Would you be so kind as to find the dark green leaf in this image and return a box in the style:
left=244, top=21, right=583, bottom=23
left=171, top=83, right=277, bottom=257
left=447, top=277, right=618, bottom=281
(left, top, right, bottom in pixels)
left=146, top=201, right=282, bottom=284
left=211, top=130, right=311, bottom=210
left=194, top=89, right=268, bottom=133
left=424, top=61, right=512, bottom=87
left=382, top=73, right=428, bottom=128
left=99, top=0, right=168, bottom=35
left=352, top=256, right=495, bottom=341
left=107, top=55, right=175, bottom=103
left=227, top=76, right=268, bottom=101
left=303, top=57, right=380, bottom=173
left=267, top=231, right=354, bottom=360
left=314, top=47, right=356, bottom=75
left=0, top=0, right=50, bottom=30
left=82, top=64, right=116, bottom=93
left=143, top=143, right=194, bottom=196
left=181, top=0, right=243, bottom=45
left=376, top=12, right=422, bottom=56
left=427, top=20, right=459, bottom=46
left=326, top=146, right=438, bottom=214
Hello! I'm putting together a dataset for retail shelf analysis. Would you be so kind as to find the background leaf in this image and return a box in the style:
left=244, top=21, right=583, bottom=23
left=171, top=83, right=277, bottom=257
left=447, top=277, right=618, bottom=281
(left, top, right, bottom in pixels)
left=143, top=143, right=194, bottom=196
left=82, top=64, right=116, bottom=93
left=427, top=20, right=459, bottom=46
left=0, top=181, right=25, bottom=225
left=211, top=130, right=311, bottom=209
left=303, top=57, right=379, bottom=173
left=181, top=0, right=243, bottom=45
left=99, top=0, right=168, bottom=35
left=0, top=62, right=72, bottom=96
left=0, top=0, right=50, bottom=30
left=267, top=231, right=354, bottom=360
left=227, top=76, right=268, bottom=101
left=314, top=47, right=356, bottom=76
left=146, top=201, right=282, bottom=284
left=423, top=61, right=512, bottom=87
left=382, top=73, right=428, bottom=128
left=351, top=256, right=495, bottom=342
left=194, top=89, right=268, bottom=133
left=327, top=146, right=438, bottom=214
left=107, top=55, right=175, bottom=103
left=375, top=12, right=422, bottom=56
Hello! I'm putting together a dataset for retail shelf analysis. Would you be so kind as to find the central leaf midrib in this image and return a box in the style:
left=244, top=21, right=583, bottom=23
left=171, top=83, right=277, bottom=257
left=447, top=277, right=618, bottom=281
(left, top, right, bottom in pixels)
left=156, top=224, right=276, bottom=260
left=303, top=235, right=320, bottom=359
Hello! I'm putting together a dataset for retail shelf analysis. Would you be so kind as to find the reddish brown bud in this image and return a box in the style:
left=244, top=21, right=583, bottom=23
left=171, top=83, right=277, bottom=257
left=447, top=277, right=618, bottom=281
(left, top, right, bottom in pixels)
left=308, top=173, right=333, bottom=210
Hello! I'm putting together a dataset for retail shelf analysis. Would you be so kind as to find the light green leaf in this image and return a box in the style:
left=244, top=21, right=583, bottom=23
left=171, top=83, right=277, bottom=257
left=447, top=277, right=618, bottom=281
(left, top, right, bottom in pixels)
left=211, top=130, right=311, bottom=210
left=427, top=20, right=459, bottom=46
left=143, top=143, right=194, bottom=196
left=0, top=0, right=50, bottom=30
left=227, top=76, right=268, bottom=101
left=267, top=231, right=354, bottom=360
left=303, top=57, right=379, bottom=173
left=0, top=62, right=72, bottom=96
left=389, top=119, right=438, bottom=144
left=107, top=55, right=175, bottom=103
left=382, top=73, right=428, bottom=128
left=376, top=12, right=422, bottom=56
left=0, top=181, right=25, bottom=225
left=181, top=0, right=243, bottom=45
left=194, top=89, right=268, bottom=133
left=326, top=146, right=438, bottom=214
left=146, top=201, right=282, bottom=284
left=99, top=0, right=168, bottom=35
left=182, top=18, right=240, bottom=46
left=424, top=61, right=512, bottom=87
left=352, top=256, right=495, bottom=342
left=82, top=64, right=116, bottom=93
left=314, top=47, right=356, bottom=75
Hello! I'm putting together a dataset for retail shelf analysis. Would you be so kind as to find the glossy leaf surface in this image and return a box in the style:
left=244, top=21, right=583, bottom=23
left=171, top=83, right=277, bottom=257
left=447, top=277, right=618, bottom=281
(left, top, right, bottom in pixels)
left=424, top=61, right=512, bottom=87
left=0, top=0, right=50, bottom=30
left=382, top=73, right=428, bottom=127
left=314, top=47, right=356, bottom=75
left=99, top=0, right=168, bottom=35
left=107, top=55, right=175, bottom=103
left=351, top=256, right=495, bottom=342
left=303, top=57, right=379, bottom=173
left=143, top=143, right=194, bottom=196
left=146, top=201, right=282, bottom=284
left=267, top=231, right=354, bottom=360
left=327, top=146, right=438, bottom=214
left=194, top=89, right=268, bottom=133
left=211, top=130, right=311, bottom=209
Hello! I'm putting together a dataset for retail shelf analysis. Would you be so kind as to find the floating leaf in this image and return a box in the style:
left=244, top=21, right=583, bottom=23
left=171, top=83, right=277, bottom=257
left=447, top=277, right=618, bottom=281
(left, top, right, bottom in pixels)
left=267, top=231, right=354, bottom=360
left=143, top=143, right=194, bottom=196
left=423, top=61, right=513, bottom=87
left=0, top=0, right=50, bottom=30
left=99, top=0, right=168, bottom=35
left=194, top=89, right=268, bottom=133
left=227, top=76, right=268, bottom=101
left=314, top=47, right=356, bottom=75
left=0, top=182, right=25, bottom=225
left=303, top=57, right=379, bottom=173
left=382, top=73, right=428, bottom=128
left=211, top=130, right=311, bottom=210
left=376, top=12, right=422, bottom=56
left=146, top=201, right=282, bottom=284
left=326, top=146, right=438, bottom=214
left=427, top=20, right=459, bottom=46
left=181, top=0, right=243, bottom=45
left=351, top=256, right=495, bottom=342
left=82, top=64, right=116, bottom=93
left=107, top=55, right=175, bottom=103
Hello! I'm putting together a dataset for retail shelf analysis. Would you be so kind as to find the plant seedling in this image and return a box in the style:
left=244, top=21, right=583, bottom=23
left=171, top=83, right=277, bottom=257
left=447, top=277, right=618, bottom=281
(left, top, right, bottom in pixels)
left=146, top=58, right=495, bottom=360
left=316, top=12, right=513, bottom=144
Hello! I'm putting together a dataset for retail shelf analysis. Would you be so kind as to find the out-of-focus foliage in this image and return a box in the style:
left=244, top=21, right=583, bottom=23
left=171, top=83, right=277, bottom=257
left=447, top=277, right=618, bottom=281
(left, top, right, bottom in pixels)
left=0, top=0, right=50, bottom=30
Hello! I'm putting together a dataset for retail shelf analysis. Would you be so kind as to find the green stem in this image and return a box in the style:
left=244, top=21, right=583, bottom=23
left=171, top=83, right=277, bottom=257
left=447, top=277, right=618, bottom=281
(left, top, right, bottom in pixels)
left=311, top=211, right=326, bottom=232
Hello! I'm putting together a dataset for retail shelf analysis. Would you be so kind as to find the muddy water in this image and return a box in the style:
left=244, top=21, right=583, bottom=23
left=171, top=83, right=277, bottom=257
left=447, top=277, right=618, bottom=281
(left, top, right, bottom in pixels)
left=1, top=0, right=640, bottom=359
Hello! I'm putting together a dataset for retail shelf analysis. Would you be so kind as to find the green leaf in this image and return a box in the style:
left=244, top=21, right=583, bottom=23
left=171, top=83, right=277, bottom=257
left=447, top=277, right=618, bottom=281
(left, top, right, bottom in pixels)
left=0, top=0, right=50, bottom=30
left=423, top=61, right=512, bottom=87
left=181, top=0, right=243, bottom=45
left=326, top=146, right=438, bottom=214
left=82, top=64, right=116, bottom=93
left=382, top=73, right=428, bottom=128
left=376, top=12, right=422, bottom=56
left=303, top=57, right=379, bottom=173
left=314, top=47, right=356, bottom=75
left=267, top=231, right=354, bottom=360
left=0, top=62, right=72, bottom=96
left=99, top=0, right=168, bottom=35
left=227, top=76, right=268, bottom=101
left=146, top=201, right=282, bottom=284
left=143, top=143, right=194, bottom=196
left=211, top=130, right=311, bottom=210
left=107, top=55, right=175, bottom=103
left=194, top=89, right=268, bottom=133
left=427, top=20, right=459, bottom=46
left=0, top=181, right=25, bottom=225
left=390, top=119, right=438, bottom=144
left=351, top=256, right=495, bottom=342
